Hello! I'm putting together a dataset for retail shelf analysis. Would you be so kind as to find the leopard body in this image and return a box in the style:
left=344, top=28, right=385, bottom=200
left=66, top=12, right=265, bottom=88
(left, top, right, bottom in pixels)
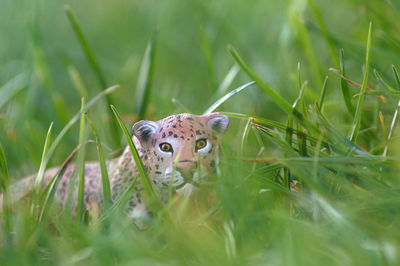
left=9, top=113, right=229, bottom=219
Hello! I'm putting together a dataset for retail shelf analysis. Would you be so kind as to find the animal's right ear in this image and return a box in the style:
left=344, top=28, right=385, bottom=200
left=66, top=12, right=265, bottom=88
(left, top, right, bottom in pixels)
left=132, top=120, right=158, bottom=143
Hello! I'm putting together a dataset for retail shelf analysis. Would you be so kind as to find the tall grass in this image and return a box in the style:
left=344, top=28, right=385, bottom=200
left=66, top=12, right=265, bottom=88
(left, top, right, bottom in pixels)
left=1, top=0, right=400, bottom=265
left=76, top=98, right=87, bottom=221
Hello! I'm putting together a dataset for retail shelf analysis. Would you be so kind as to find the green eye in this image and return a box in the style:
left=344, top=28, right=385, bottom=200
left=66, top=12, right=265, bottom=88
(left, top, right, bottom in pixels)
left=159, top=143, right=173, bottom=153
left=195, top=139, right=207, bottom=151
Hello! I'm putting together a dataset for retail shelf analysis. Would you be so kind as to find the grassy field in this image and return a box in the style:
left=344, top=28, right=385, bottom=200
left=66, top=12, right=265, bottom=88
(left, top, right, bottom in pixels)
left=1, top=0, right=400, bottom=265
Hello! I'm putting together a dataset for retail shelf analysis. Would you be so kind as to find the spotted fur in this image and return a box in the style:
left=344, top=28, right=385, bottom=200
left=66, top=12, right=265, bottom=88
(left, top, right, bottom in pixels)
left=6, top=113, right=229, bottom=222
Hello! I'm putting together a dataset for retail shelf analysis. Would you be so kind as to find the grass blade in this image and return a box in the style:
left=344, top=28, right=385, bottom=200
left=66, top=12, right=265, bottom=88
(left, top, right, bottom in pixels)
left=96, top=175, right=139, bottom=225
left=134, top=29, right=158, bottom=119
left=86, top=115, right=112, bottom=212
left=34, top=121, right=54, bottom=190
left=200, top=26, right=217, bottom=90
left=374, top=69, right=396, bottom=92
left=228, top=45, right=293, bottom=114
left=392, top=65, right=400, bottom=89
left=383, top=65, right=400, bottom=156
left=374, top=70, right=399, bottom=110
left=284, top=115, right=292, bottom=190
left=228, top=45, right=320, bottom=134
left=203, top=81, right=256, bottom=115
left=76, top=98, right=87, bottom=221
left=378, top=111, right=386, bottom=139
left=349, top=22, right=372, bottom=142
left=339, top=49, right=355, bottom=114
left=312, top=105, right=372, bottom=157
left=285, top=116, right=294, bottom=147
left=39, top=145, right=81, bottom=223
left=307, top=0, right=339, bottom=68
left=284, top=63, right=303, bottom=153
left=245, top=156, right=390, bottom=166
left=0, top=141, right=12, bottom=238
left=353, top=90, right=400, bottom=97
left=0, top=72, right=29, bottom=110
left=283, top=65, right=301, bottom=189
left=64, top=5, right=107, bottom=89
left=293, top=82, right=308, bottom=157
left=252, top=124, right=299, bottom=158
left=297, top=124, right=308, bottom=156
left=240, top=118, right=252, bottom=157
left=0, top=143, right=9, bottom=192
left=30, top=21, right=70, bottom=124
left=62, top=56, right=88, bottom=98
left=217, top=64, right=240, bottom=96
left=293, top=9, right=322, bottom=90
left=292, top=81, right=307, bottom=109
left=110, top=105, right=158, bottom=209
left=32, top=121, right=54, bottom=217
left=318, top=76, right=329, bottom=110
left=222, top=112, right=289, bottom=130
left=168, top=155, right=180, bottom=202
left=65, top=5, right=120, bottom=146
left=297, top=62, right=302, bottom=93
left=207, top=64, right=240, bottom=109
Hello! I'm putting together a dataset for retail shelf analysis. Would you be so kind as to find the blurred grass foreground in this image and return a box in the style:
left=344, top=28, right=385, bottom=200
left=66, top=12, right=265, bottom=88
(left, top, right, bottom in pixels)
left=1, top=0, right=400, bottom=265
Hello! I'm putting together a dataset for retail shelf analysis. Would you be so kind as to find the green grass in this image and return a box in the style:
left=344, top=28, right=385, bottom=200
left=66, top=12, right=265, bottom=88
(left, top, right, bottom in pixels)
left=111, top=105, right=157, bottom=209
left=86, top=114, right=112, bottom=213
left=76, top=97, right=87, bottom=221
left=1, top=0, right=400, bottom=265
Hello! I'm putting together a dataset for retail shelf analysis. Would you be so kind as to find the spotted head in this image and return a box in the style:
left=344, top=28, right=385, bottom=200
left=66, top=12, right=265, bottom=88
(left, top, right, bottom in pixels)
left=132, top=113, right=229, bottom=192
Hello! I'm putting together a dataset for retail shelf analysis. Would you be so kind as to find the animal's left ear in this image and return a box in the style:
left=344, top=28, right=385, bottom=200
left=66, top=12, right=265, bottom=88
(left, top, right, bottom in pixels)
left=132, top=120, right=158, bottom=143
left=205, top=113, right=229, bottom=134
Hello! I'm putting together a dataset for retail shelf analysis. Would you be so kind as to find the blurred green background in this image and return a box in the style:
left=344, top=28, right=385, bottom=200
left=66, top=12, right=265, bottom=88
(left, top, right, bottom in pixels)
left=1, top=0, right=400, bottom=265
left=2, top=0, right=398, bottom=174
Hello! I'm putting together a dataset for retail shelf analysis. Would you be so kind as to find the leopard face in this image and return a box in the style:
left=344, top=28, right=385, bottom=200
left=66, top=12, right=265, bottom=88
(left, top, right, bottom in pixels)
left=132, top=113, right=229, bottom=193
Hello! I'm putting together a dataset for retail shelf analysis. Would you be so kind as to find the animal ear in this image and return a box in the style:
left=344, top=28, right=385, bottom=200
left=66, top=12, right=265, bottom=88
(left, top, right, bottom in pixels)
left=206, top=113, right=229, bottom=134
left=132, top=120, right=158, bottom=142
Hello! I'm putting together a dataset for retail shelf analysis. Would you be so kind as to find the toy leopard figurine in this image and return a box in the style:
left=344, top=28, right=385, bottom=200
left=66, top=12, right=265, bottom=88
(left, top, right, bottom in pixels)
left=5, top=113, right=229, bottom=222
